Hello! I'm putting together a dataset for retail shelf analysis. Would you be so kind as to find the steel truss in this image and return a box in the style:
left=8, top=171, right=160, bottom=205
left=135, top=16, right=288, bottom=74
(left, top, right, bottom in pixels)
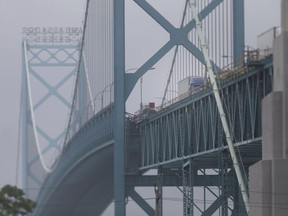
left=21, top=41, right=80, bottom=199
left=26, top=0, right=274, bottom=214
left=137, top=57, right=273, bottom=215
left=122, top=0, right=244, bottom=215
left=183, top=159, right=194, bottom=216
left=139, top=58, right=272, bottom=167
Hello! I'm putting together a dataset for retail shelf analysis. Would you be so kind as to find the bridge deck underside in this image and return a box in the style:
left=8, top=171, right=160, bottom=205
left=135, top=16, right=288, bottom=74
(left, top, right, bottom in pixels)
left=37, top=144, right=114, bottom=216
left=34, top=107, right=115, bottom=216
left=182, top=139, right=262, bottom=169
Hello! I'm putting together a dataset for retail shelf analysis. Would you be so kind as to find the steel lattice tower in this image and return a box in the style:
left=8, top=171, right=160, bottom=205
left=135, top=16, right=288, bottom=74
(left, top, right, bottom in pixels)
left=20, top=27, right=81, bottom=199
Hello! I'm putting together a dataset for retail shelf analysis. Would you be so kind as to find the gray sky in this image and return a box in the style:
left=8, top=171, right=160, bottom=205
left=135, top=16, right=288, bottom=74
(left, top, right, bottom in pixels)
left=0, top=0, right=85, bottom=187
left=0, top=0, right=281, bottom=214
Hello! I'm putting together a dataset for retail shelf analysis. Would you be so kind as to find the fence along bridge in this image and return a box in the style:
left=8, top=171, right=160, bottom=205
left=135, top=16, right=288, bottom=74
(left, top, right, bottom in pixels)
left=20, top=0, right=274, bottom=215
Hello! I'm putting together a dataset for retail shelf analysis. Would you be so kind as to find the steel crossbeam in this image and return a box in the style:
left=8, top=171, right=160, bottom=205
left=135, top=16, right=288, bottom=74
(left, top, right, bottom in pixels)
left=138, top=58, right=272, bottom=215
left=21, top=41, right=80, bottom=199
left=139, top=58, right=272, bottom=169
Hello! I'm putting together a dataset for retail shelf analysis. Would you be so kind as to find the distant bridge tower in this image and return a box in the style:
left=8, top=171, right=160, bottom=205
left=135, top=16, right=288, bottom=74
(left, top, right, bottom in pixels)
left=20, top=27, right=82, bottom=199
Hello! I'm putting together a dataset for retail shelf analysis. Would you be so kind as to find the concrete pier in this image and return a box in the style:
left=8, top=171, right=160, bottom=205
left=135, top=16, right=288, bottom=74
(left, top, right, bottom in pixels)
left=249, top=1, right=288, bottom=215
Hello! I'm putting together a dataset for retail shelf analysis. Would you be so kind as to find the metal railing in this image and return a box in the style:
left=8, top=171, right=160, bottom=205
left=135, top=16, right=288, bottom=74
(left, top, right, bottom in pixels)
left=153, top=47, right=272, bottom=112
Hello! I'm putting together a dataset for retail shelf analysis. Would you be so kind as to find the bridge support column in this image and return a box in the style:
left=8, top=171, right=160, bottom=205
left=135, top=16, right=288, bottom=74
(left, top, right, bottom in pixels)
left=183, top=160, right=194, bottom=216
left=113, top=0, right=126, bottom=215
left=249, top=2, right=288, bottom=215
left=232, top=0, right=244, bottom=63
left=220, top=150, right=229, bottom=216
left=155, top=167, right=163, bottom=216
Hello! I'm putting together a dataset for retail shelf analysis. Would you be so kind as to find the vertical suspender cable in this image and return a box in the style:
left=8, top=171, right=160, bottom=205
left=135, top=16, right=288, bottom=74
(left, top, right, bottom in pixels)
left=226, top=0, right=229, bottom=65
left=222, top=1, right=225, bottom=67
left=82, top=53, right=94, bottom=111
left=64, top=0, right=91, bottom=147
left=161, top=1, right=189, bottom=107
left=189, top=1, right=249, bottom=214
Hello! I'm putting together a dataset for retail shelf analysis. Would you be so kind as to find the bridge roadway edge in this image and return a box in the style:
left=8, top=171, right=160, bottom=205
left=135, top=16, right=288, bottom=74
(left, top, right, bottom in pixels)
left=33, top=110, right=115, bottom=215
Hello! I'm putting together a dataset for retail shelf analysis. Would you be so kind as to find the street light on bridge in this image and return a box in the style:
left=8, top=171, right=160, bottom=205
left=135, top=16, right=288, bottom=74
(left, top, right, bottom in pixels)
left=125, top=67, right=155, bottom=114
left=92, top=82, right=114, bottom=113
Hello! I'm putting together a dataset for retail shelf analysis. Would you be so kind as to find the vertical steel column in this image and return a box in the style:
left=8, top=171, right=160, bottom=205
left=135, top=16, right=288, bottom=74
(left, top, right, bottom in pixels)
left=183, top=160, right=194, bottom=216
left=79, top=57, right=85, bottom=125
left=183, top=166, right=188, bottom=216
left=220, top=151, right=228, bottom=216
left=155, top=166, right=163, bottom=216
left=21, top=42, right=28, bottom=194
left=114, top=0, right=126, bottom=215
left=233, top=0, right=245, bottom=63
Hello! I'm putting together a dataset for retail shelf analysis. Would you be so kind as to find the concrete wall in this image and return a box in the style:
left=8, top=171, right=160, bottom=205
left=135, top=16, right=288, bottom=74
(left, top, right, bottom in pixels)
left=249, top=2, right=288, bottom=215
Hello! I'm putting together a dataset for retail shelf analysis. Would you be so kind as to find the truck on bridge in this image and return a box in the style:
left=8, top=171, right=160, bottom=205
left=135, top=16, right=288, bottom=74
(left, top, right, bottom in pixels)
left=178, top=76, right=206, bottom=95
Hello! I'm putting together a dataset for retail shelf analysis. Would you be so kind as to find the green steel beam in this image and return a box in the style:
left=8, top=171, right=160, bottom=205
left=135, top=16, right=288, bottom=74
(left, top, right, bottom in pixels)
left=125, top=0, right=221, bottom=101
left=127, top=188, right=154, bottom=216
left=114, top=0, right=126, bottom=215
left=125, top=172, right=235, bottom=187
left=233, top=0, right=245, bottom=63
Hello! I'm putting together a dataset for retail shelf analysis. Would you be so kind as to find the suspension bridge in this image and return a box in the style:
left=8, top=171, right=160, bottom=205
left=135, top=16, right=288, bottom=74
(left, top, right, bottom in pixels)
left=20, top=0, right=287, bottom=215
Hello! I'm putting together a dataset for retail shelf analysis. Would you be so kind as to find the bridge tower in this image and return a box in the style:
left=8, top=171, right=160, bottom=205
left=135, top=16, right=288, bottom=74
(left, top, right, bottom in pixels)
left=20, top=27, right=82, bottom=199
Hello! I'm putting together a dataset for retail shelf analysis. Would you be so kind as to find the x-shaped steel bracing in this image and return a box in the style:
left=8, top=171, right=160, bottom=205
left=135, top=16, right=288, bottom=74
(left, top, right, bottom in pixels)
left=125, top=0, right=222, bottom=101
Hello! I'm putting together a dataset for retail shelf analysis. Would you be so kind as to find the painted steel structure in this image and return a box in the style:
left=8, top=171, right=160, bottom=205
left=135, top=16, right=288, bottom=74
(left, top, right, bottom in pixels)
left=32, top=105, right=114, bottom=215
left=21, top=40, right=80, bottom=200
left=30, top=55, right=273, bottom=215
left=20, top=0, right=277, bottom=215
left=124, top=1, right=245, bottom=214
left=140, top=60, right=273, bottom=167
left=190, top=1, right=249, bottom=212
left=138, top=56, right=273, bottom=215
